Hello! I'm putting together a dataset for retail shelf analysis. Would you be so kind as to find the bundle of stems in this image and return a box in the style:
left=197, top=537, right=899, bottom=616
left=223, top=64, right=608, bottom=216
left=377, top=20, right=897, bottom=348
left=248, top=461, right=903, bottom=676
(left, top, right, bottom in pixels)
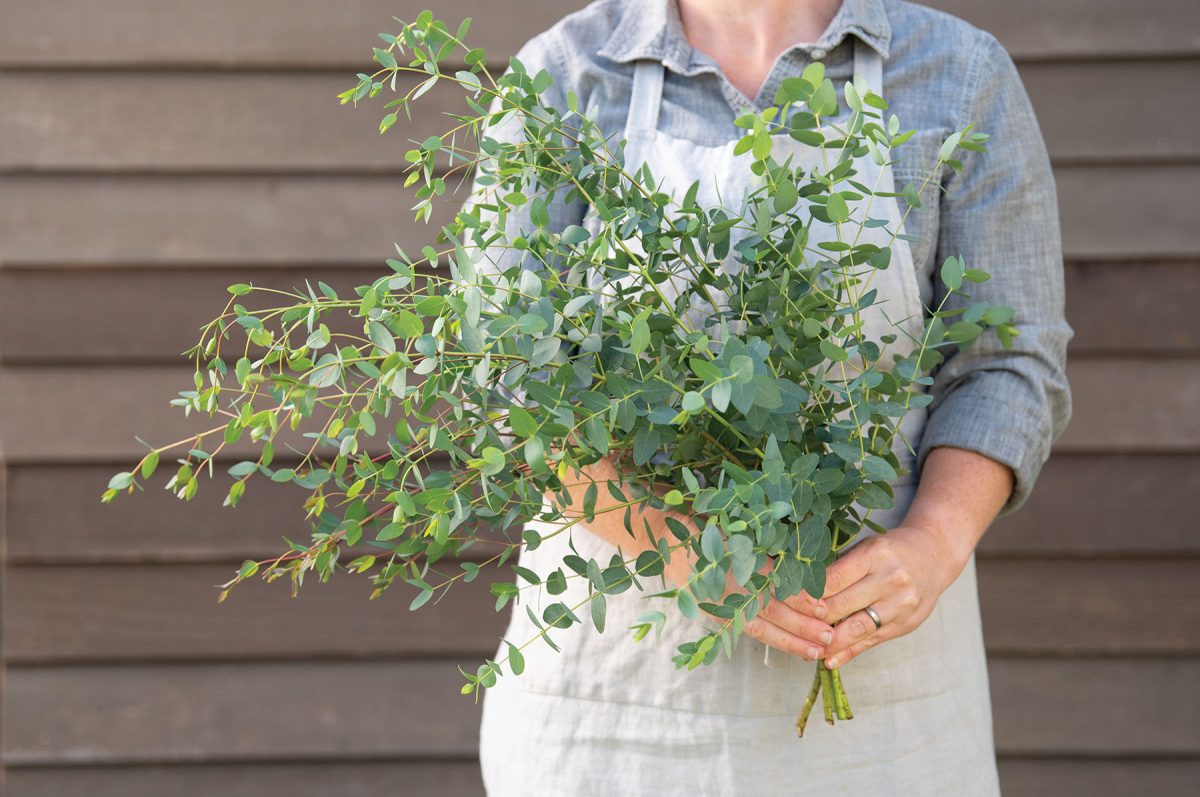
left=102, top=11, right=1009, bottom=737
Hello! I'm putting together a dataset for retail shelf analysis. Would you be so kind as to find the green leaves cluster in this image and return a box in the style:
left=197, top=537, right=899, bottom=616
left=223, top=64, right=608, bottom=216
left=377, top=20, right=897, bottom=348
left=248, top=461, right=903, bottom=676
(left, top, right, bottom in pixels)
left=102, top=11, right=1012, bottom=706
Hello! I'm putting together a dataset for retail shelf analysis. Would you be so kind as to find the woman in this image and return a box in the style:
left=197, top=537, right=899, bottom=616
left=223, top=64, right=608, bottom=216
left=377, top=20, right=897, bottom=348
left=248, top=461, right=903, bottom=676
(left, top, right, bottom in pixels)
left=474, top=0, right=1072, bottom=794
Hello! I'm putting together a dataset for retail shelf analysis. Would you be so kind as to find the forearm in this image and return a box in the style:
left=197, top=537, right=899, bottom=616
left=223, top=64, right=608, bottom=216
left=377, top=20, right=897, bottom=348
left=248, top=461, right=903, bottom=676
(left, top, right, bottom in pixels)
left=901, top=445, right=1014, bottom=571
left=545, top=455, right=698, bottom=589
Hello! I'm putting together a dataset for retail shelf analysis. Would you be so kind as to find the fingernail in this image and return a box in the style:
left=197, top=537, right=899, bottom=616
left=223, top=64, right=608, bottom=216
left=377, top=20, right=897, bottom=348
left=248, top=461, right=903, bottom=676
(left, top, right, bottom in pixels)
left=819, top=631, right=833, bottom=645
left=826, top=657, right=839, bottom=668
left=814, top=604, right=827, bottom=619
left=806, top=646, right=819, bottom=660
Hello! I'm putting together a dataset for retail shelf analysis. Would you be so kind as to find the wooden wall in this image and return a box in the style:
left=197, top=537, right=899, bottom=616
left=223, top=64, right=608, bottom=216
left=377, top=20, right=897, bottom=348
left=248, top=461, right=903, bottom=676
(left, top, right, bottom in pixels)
left=2, top=1, right=1197, bottom=793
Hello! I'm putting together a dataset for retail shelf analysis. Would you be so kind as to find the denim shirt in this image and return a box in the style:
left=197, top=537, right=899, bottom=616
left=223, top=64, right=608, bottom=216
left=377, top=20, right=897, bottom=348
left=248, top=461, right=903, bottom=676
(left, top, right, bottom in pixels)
left=474, top=0, right=1072, bottom=514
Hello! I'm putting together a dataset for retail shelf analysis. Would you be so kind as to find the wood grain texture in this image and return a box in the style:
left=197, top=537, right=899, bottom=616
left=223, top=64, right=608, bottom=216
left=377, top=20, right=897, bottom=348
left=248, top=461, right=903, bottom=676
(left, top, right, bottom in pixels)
left=3, top=61, right=1193, bottom=172
left=1063, top=262, right=1200, bottom=354
left=996, top=759, right=1200, bottom=797
left=2, top=0, right=1196, bottom=790
left=3, top=660, right=483, bottom=764
left=1054, top=357, right=1200, bottom=452
left=0, top=175, right=436, bottom=266
left=921, top=0, right=1200, bottom=60
left=2, top=761, right=487, bottom=797
left=0, top=0, right=592, bottom=69
left=8, top=454, right=1196, bottom=563
left=3, top=562, right=508, bottom=663
left=988, top=658, right=1200, bottom=756
left=1, top=166, right=1197, bottom=266
left=1054, top=165, right=1200, bottom=261
left=4, top=357, right=1196, bottom=464
left=980, top=454, right=1200, bottom=557
left=2, top=0, right=1195, bottom=67
left=977, top=560, right=1200, bottom=656
left=3, top=261, right=1195, bottom=364
left=5, top=658, right=1197, bottom=764
left=5, top=757, right=1198, bottom=797
left=5, top=559, right=1194, bottom=662
left=0, top=364, right=393, bottom=464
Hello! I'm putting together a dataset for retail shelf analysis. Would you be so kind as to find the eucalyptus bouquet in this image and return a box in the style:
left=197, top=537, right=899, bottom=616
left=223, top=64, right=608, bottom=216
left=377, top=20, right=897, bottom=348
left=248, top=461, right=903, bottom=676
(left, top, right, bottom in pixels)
left=102, top=11, right=1012, bottom=736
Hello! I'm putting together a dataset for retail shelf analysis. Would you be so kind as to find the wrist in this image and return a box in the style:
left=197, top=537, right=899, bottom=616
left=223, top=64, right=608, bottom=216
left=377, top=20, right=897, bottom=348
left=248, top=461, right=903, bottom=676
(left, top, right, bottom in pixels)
left=900, top=508, right=979, bottom=581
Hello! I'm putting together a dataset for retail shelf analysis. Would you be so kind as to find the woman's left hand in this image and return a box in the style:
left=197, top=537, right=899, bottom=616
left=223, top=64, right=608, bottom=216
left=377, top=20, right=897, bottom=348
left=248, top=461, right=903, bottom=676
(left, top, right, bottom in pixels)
left=817, top=521, right=973, bottom=669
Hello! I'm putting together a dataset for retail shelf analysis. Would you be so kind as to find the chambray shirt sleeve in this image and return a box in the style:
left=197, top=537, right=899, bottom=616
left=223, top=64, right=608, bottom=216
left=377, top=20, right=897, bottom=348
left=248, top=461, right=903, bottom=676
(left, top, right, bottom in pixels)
left=916, top=31, right=1073, bottom=515
left=460, top=31, right=588, bottom=280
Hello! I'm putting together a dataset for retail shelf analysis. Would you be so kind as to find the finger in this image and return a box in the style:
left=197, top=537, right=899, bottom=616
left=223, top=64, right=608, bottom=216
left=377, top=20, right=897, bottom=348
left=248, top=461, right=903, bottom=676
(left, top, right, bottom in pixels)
left=745, top=615, right=825, bottom=661
left=759, top=598, right=835, bottom=648
left=823, top=602, right=897, bottom=667
left=822, top=545, right=874, bottom=598
left=822, top=571, right=890, bottom=625
left=777, top=583, right=830, bottom=621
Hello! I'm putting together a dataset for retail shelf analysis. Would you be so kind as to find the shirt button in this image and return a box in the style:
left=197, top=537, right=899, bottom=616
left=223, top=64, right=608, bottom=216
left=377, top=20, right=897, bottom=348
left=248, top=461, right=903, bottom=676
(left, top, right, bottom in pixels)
left=811, top=47, right=827, bottom=60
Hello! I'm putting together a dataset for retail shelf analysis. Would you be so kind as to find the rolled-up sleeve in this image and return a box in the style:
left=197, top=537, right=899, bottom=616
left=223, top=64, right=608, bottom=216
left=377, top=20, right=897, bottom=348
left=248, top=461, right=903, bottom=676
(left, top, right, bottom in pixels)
left=916, top=31, right=1073, bottom=515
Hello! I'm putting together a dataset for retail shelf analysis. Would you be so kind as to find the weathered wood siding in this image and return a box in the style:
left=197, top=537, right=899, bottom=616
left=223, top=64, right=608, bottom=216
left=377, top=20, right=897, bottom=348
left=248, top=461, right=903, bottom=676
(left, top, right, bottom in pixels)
left=2, top=1, right=1197, bottom=794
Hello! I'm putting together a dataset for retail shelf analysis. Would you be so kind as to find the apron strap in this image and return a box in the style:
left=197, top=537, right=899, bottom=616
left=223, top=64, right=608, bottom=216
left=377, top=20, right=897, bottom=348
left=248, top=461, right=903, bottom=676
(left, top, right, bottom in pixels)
left=626, top=60, right=665, bottom=138
left=852, top=36, right=884, bottom=98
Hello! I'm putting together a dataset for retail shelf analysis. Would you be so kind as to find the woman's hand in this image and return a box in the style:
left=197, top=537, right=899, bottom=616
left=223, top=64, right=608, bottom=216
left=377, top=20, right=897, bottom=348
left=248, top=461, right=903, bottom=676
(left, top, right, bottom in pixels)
left=817, top=522, right=972, bottom=669
left=556, top=456, right=832, bottom=660
left=817, top=445, right=1016, bottom=669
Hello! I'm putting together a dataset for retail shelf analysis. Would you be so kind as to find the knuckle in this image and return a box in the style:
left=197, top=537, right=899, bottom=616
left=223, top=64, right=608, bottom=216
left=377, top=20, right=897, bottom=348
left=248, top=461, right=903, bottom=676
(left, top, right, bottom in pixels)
left=900, top=590, right=920, bottom=610
left=865, top=536, right=889, bottom=558
left=823, top=571, right=842, bottom=594
left=786, top=591, right=818, bottom=613
left=890, top=566, right=912, bottom=588
left=849, top=616, right=870, bottom=638
left=799, top=617, right=825, bottom=640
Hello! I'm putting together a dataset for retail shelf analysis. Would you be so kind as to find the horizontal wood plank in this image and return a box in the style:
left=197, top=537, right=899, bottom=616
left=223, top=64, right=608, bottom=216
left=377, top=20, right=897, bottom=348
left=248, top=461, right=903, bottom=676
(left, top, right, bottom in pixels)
left=0, top=175, right=435, bottom=266
left=5, top=658, right=1197, bottom=764
left=0, top=364, right=394, bottom=465
left=996, top=759, right=1200, bottom=797
left=3, top=660, right=482, bottom=764
left=8, top=455, right=1197, bottom=563
left=981, top=454, right=1200, bottom=557
left=989, top=658, right=1200, bottom=756
left=921, top=0, right=1200, bottom=60
left=3, top=61, right=1193, bottom=172
left=1, top=0, right=1195, bottom=68
left=0, top=167, right=1197, bottom=266
left=4, top=357, right=1195, bottom=464
left=2, top=561, right=509, bottom=663
left=5, top=559, right=1194, bottom=662
left=2, top=761, right=486, bottom=797
left=2, top=261, right=1194, bottom=364
left=0, top=0, right=591, bottom=69
left=978, top=560, right=1200, bottom=655
left=1054, top=357, right=1200, bottom=452
left=1062, top=261, right=1200, bottom=354
left=0, top=72, right=452, bottom=173
left=1054, top=165, right=1200, bottom=260
left=1022, top=60, right=1200, bottom=163
left=5, top=757, right=1197, bottom=797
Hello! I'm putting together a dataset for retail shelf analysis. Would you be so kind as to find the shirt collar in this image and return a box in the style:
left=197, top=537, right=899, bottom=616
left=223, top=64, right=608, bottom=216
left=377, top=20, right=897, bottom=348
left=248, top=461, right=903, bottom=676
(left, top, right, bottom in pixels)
left=597, top=0, right=892, bottom=72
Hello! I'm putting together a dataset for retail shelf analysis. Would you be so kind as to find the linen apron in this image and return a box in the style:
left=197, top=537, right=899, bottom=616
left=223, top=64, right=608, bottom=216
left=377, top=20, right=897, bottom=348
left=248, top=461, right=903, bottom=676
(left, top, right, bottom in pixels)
left=479, top=38, right=1001, bottom=797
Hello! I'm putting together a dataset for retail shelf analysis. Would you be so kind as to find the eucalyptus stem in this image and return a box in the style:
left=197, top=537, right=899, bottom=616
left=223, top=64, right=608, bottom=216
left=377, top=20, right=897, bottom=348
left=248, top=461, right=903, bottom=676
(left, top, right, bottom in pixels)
left=103, top=10, right=1007, bottom=735
left=796, top=665, right=823, bottom=737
